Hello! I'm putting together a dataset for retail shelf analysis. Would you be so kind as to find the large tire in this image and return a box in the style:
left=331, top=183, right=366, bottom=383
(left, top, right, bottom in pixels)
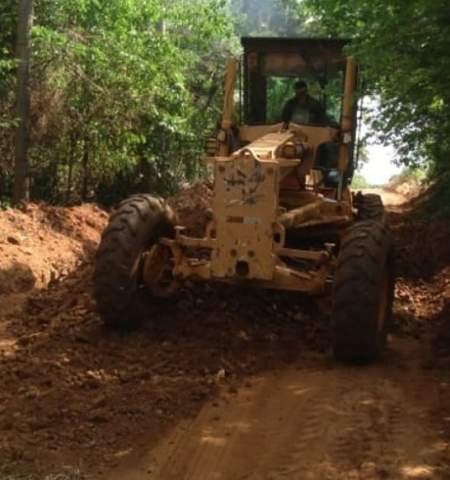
left=94, top=194, right=175, bottom=329
left=332, top=220, right=394, bottom=363
left=354, top=192, right=385, bottom=223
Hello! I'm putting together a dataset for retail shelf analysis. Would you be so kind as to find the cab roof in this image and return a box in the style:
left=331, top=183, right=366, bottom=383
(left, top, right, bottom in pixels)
left=241, top=37, right=349, bottom=56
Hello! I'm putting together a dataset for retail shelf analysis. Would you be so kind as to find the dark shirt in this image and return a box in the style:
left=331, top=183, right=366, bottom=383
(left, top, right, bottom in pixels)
left=281, top=95, right=327, bottom=125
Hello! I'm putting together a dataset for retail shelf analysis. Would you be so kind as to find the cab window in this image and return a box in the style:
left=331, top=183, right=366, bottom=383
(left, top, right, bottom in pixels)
left=265, top=69, right=344, bottom=126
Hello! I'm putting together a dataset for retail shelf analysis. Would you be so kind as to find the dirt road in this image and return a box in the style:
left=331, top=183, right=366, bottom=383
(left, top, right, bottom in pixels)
left=108, top=337, right=449, bottom=480
left=360, top=187, right=410, bottom=207
left=1, top=188, right=449, bottom=478
left=105, top=188, right=450, bottom=480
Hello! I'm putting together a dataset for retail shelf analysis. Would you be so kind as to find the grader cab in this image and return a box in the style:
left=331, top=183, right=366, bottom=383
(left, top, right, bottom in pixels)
left=94, top=38, right=395, bottom=363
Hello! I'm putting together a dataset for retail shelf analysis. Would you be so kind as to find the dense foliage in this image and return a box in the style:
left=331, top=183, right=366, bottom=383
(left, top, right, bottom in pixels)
left=1, top=0, right=236, bottom=204
left=0, top=0, right=18, bottom=187
left=2, top=0, right=450, bottom=206
left=303, top=0, right=450, bottom=176
left=230, top=0, right=305, bottom=36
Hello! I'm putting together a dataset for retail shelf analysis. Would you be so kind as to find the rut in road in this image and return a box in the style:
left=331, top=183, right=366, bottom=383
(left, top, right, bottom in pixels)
left=109, top=339, right=449, bottom=480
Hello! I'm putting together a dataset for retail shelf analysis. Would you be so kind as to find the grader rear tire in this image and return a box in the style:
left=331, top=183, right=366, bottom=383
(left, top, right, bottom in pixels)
left=332, top=220, right=394, bottom=363
left=94, top=194, right=175, bottom=329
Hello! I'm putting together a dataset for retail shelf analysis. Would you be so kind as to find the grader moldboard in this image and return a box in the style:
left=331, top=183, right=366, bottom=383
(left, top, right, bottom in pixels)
left=94, top=37, right=395, bottom=363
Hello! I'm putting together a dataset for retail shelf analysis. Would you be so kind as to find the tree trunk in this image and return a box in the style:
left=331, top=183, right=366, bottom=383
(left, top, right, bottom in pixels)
left=66, top=133, right=76, bottom=203
left=13, top=0, right=33, bottom=205
left=81, top=137, right=89, bottom=201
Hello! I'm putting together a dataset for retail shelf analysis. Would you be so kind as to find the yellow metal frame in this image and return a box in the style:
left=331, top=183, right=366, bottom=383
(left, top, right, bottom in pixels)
left=144, top=54, right=357, bottom=295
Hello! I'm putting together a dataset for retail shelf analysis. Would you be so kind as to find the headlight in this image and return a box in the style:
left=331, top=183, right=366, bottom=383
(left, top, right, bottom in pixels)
left=282, top=141, right=305, bottom=159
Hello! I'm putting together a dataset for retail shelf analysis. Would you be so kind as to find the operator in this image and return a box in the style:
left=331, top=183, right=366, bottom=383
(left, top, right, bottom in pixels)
left=281, top=80, right=326, bottom=128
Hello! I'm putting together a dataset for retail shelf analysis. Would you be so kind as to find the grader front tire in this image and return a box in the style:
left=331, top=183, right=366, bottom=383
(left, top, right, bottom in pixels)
left=94, top=194, right=174, bottom=329
left=354, top=192, right=385, bottom=223
left=332, top=220, right=394, bottom=363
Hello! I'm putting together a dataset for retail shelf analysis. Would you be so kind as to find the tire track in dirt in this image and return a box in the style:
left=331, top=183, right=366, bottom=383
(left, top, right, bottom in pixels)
left=107, top=338, right=449, bottom=480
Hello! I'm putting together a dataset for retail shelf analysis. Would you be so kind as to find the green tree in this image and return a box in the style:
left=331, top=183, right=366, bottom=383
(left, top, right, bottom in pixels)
left=0, top=0, right=18, bottom=199
left=302, top=0, right=450, bottom=178
left=230, top=0, right=307, bottom=37
left=6, top=0, right=237, bottom=203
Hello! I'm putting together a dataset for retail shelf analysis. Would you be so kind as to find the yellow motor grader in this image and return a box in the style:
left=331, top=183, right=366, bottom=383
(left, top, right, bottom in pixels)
left=94, top=38, right=394, bottom=363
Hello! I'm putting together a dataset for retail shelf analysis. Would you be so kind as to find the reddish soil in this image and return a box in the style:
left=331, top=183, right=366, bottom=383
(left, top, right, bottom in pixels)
left=0, top=195, right=326, bottom=477
left=167, top=181, right=213, bottom=236
left=0, top=203, right=107, bottom=295
left=0, top=188, right=449, bottom=478
left=0, top=203, right=107, bottom=356
left=388, top=198, right=450, bottom=366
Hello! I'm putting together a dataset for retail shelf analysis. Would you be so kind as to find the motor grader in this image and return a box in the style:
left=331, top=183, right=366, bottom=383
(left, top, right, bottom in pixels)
left=94, top=37, right=394, bottom=363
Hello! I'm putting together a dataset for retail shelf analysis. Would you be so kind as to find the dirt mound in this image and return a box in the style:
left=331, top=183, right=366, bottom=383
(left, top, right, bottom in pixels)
left=0, top=203, right=107, bottom=295
left=359, top=187, right=408, bottom=206
left=389, top=204, right=450, bottom=280
left=167, top=181, right=213, bottom=237
left=387, top=197, right=450, bottom=362
left=0, top=183, right=214, bottom=300
left=386, top=176, right=423, bottom=198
